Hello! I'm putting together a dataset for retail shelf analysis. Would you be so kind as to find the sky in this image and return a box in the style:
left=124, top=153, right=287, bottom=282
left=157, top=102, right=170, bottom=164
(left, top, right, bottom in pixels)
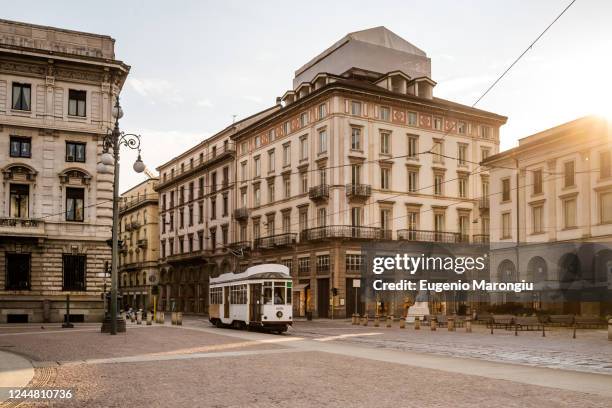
left=3, top=0, right=611, bottom=191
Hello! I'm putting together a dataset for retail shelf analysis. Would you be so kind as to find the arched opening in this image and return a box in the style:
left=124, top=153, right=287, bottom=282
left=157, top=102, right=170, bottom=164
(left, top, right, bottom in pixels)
left=498, top=260, right=517, bottom=303
left=527, top=256, right=548, bottom=310
left=559, top=253, right=581, bottom=283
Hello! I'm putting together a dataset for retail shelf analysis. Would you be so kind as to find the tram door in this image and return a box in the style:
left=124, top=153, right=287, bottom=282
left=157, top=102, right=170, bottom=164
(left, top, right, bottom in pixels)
left=223, top=286, right=230, bottom=318
left=249, top=283, right=262, bottom=322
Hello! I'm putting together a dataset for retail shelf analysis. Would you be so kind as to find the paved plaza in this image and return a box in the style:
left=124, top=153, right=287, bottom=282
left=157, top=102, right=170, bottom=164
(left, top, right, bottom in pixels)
left=0, top=318, right=611, bottom=407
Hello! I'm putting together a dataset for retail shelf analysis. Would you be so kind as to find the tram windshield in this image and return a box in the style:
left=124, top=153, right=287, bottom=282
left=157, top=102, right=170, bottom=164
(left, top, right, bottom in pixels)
left=263, top=281, right=292, bottom=305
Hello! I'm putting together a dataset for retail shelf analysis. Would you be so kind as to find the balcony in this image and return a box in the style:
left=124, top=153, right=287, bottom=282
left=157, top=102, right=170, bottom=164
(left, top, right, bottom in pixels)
left=254, top=233, right=297, bottom=249
left=396, top=229, right=462, bottom=243
left=0, top=218, right=46, bottom=238
left=137, top=239, right=148, bottom=248
left=309, top=184, right=329, bottom=201
left=166, top=249, right=211, bottom=264
left=300, top=225, right=383, bottom=241
left=473, top=234, right=490, bottom=244
left=345, top=183, right=371, bottom=199
left=234, top=207, right=249, bottom=221
left=478, top=197, right=490, bottom=210
left=130, top=220, right=142, bottom=230
left=229, top=240, right=251, bottom=252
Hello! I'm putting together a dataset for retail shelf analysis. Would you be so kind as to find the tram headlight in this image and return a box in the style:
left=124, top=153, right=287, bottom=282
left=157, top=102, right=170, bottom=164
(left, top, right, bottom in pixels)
left=276, top=311, right=283, bottom=318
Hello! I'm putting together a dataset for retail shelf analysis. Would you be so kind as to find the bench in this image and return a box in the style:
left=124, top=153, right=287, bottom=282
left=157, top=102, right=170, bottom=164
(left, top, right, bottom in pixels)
left=436, top=314, right=448, bottom=327
left=547, top=314, right=574, bottom=327
left=475, top=312, right=492, bottom=324
left=514, top=316, right=543, bottom=331
left=574, top=315, right=606, bottom=329
left=487, top=314, right=515, bottom=329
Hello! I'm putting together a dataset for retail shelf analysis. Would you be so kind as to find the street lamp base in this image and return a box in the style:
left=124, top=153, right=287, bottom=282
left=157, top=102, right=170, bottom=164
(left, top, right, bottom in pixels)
left=100, top=316, right=127, bottom=333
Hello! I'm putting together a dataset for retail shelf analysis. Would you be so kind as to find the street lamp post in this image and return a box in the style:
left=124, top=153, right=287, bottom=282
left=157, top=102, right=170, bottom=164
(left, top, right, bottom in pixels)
left=98, top=97, right=145, bottom=335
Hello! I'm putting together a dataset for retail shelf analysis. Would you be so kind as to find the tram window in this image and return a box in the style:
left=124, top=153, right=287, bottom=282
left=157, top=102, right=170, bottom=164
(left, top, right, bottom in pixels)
left=230, top=284, right=247, bottom=304
left=263, top=282, right=273, bottom=304
left=286, top=287, right=292, bottom=305
left=274, top=286, right=285, bottom=304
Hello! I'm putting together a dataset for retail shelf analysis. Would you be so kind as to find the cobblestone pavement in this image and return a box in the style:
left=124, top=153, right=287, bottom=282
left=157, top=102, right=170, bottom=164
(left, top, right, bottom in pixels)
left=281, top=319, right=612, bottom=375
left=1, top=320, right=611, bottom=407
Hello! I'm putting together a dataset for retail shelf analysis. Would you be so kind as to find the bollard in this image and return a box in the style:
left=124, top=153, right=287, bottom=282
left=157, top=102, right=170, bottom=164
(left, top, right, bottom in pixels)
left=448, top=316, right=455, bottom=332
left=414, top=318, right=420, bottom=330
left=177, top=312, right=183, bottom=325
left=130, top=312, right=136, bottom=323
left=374, top=315, right=380, bottom=327
left=431, top=318, right=437, bottom=331
left=159, top=311, right=165, bottom=324
left=146, top=312, right=152, bottom=326
left=399, top=318, right=406, bottom=329
left=136, top=311, right=142, bottom=325
left=466, top=317, right=472, bottom=333
left=608, top=319, right=612, bottom=341
left=362, top=315, right=368, bottom=326
left=386, top=315, right=393, bottom=328
left=171, top=312, right=177, bottom=325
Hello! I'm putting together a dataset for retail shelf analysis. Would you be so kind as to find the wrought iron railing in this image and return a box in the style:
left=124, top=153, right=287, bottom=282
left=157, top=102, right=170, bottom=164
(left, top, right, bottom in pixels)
left=345, top=183, right=372, bottom=198
left=254, top=233, right=297, bottom=249
left=473, top=234, right=490, bottom=244
left=396, top=229, right=461, bottom=243
left=234, top=207, right=249, bottom=221
left=309, top=184, right=330, bottom=200
left=300, top=225, right=383, bottom=241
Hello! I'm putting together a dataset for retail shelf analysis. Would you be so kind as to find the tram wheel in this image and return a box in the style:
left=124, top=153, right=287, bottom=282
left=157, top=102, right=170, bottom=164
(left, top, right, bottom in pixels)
left=215, top=320, right=224, bottom=328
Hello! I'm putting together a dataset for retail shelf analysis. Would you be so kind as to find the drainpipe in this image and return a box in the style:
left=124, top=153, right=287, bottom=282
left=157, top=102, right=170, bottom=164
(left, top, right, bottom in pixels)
left=515, top=159, right=520, bottom=300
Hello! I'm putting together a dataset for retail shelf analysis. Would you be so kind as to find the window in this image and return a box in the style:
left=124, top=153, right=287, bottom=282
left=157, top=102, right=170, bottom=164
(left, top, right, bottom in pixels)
left=254, top=135, right=261, bottom=148
left=268, top=150, right=275, bottom=172
left=408, top=112, right=417, bottom=126
left=66, top=142, right=86, bottom=163
left=317, top=207, right=327, bottom=227
left=433, top=117, right=442, bottom=131
left=600, top=151, right=611, bottom=179
left=457, top=143, right=467, bottom=166
left=300, top=112, right=309, bottom=127
left=198, top=202, right=203, bottom=224
left=179, top=207, right=185, bottom=227
left=241, top=161, right=247, bottom=181
left=300, top=136, right=308, bottom=160
left=210, top=229, right=217, bottom=252
left=380, top=209, right=391, bottom=232
left=10, top=137, right=31, bottom=158
left=254, top=157, right=261, bottom=177
left=502, top=179, right=511, bottom=202
left=563, top=199, right=576, bottom=228
left=380, top=131, right=390, bottom=154
left=601, top=191, right=612, bottom=224
left=62, top=254, right=86, bottom=291
left=351, top=127, right=361, bottom=150
left=301, top=172, right=308, bottom=194
left=533, top=170, right=543, bottom=194
left=267, top=215, right=275, bottom=236
left=284, top=177, right=291, bottom=199
left=5, top=253, right=30, bottom=290
left=268, top=181, right=275, bottom=203
left=230, top=284, right=247, bottom=304
left=10, top=184, right=29, bottom=218
left=407, top=211, right=418, bottom=231
left=432, top=140, right=443, bottom=163
left=434, top=213, right=445, bottom=234
left=188, top=206, right=194, bottom=226
left=222, top=167, right=229, bottom=188
left=381, top=167, right=390, bottom=190
left=209, top=287, right=223, bottom=304
left=532, top=205, right=543, bottom=233
left=283, top=144, right=291, bottom=167
left=240, top=189, right=247, bottom=207
left=253, top=220, right=261, bottom=240
left=502, top=213, right=511, bottom=238
left=480, top=126, right=491, bottom=139
left=318, top=103, right=327, bottom=119
left=407, top=135, right=418, bottom=159
left=351, top=207, right=362, bottom=227
left=283, top=121, right=290, bottom=135
left=210, top=198, right=216, bottom=220
left=351, top=101, right=362, bottom=116
left=319, top=168, right=327, bottom=185
left=408, top=170, right=418, bottom=192
left=380, top=106, right=390, bottom=121
left=299, top=209, right=308, bottom=232
left=481, top=148, right=490, bottom=162
left=564, top=161, right=575, bottom=187
left=66, top=188, right=84, bottom=222
left=318, top=129, right=327, bottom=154
left=254, top=185, right=261, bottom=207
left=222, top=226, right=228, bottom=245
left=458, top=215, right=469, bottom=240
left=12, top=83, right=31, bottom=111
left=68, top=90, right=86, bottom=117
left=458, top=177, right=467, bottom=198
left=434, top=173, right=443, bottom=196
left=316, top=255, right=330, bottom=274
left=198, top=177, right=204, bottom=198
left=222, top=195, right=228, bottom=216
left=346, top=254, right=364, bottom=273
left=457, top=121, right=466, bottom=134
left=351, top=164, right=361, bottom=184
left=282, top=212, right=290, bottom=233
left=298, top=257, right=310, bottom=275
left=240, top=141, right=248, bottom=155
left=239, top=225, right=246, bottom=242
left=268, top=129, right=276, bottom=142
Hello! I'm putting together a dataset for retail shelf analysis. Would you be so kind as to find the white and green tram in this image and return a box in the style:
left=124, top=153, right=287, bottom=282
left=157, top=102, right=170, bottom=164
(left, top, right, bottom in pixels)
left=209, top=264, right=293, bottom=333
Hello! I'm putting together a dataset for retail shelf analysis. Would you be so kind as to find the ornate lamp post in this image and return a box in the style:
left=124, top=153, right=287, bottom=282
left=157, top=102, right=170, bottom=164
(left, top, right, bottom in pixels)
left=98, top=97, right=145, bottom=335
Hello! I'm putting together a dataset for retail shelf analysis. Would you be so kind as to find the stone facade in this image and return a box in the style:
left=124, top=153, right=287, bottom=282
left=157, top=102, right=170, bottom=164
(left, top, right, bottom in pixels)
left=0, top=19, right=129, bottom=323
left=485, top=116, right=612, bottom=316
left=118, top=178, right=159, bottom=312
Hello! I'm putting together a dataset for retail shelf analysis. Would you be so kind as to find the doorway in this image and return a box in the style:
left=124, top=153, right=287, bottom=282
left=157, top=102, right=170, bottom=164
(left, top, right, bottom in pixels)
left=249, top=283, right=262, bottom=322
left=223, top=286, right=230, bottom=318
left=317, top=278, right=330, bottom=318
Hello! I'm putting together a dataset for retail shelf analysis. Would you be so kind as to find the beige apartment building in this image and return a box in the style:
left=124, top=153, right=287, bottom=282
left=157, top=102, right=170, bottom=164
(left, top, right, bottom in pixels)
left=0, top=19, right=129, bottom=322
left=156, top=27, right=506, bottom=318
left=118, top=178, right=159, bottom=311
left=485, top=116, right=612, bottom=316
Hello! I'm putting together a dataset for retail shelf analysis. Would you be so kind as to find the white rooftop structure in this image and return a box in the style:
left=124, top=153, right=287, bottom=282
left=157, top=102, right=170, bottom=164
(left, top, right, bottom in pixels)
left=210, top=264, right=290, bottom=284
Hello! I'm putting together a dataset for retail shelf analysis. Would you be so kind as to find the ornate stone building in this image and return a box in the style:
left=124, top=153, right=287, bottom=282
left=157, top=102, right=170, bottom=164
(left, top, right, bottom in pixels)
left=485, top=116, right=612, bottom=316
left=0, top=19, right=129, bottom=323
left=118, top=178, right=159, bottom=311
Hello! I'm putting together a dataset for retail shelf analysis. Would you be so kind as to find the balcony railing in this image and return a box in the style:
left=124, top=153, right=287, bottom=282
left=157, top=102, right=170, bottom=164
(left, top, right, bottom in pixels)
left=396, top=229, right=462, bottom=243
left=479, top=197, right=490, bottom=210
left=473, top=234, right=490, bottom=244
left=300, top=225, right=384, bottom=241
left=119, top=193, right=158, bottom=213
left=234, top=207, right=249, bottom=221
left=137, top=239, right=148, bottom=248
left=166, top=249, right=211, bottom=263
left=254, top=233, right=297, bottom=249
left=0, top=217, right=46, bottom=237
left=309, top=184, right=330, bottom=201
left=345, top=183, right=371, bottom=199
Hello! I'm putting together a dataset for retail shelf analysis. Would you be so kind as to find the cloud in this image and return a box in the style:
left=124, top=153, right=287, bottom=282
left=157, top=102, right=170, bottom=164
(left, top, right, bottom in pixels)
left=197, top=99, right=213, bottom=108
left=242, top=95, right=264, bottom=104
left=128, top=77, right=184, bottom=106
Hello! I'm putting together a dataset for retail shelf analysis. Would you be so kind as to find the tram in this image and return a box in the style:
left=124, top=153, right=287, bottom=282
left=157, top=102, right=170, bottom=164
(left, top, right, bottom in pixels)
left=209, top=264, right=293, bottom=333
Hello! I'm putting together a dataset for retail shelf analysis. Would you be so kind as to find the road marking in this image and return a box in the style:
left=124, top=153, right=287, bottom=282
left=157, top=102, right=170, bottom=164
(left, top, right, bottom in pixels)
left=314, top=332, right=383, bottom=342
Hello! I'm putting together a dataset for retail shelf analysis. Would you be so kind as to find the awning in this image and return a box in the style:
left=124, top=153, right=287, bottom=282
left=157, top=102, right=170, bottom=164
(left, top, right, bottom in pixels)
left=293, top=283, right=310, bottom=290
